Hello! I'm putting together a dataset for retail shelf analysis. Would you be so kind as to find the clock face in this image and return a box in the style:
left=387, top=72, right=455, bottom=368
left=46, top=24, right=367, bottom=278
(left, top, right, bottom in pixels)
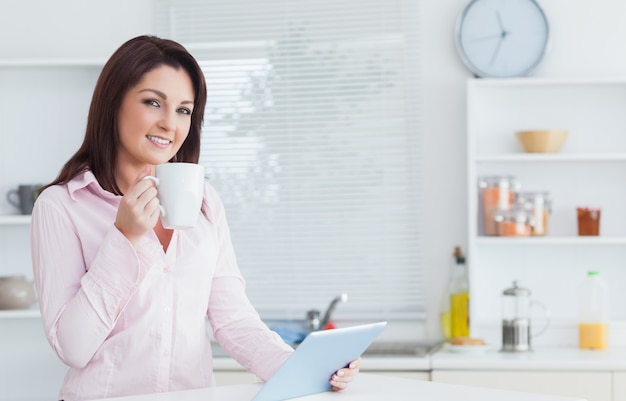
left=456, top=0, right=549, bottom=78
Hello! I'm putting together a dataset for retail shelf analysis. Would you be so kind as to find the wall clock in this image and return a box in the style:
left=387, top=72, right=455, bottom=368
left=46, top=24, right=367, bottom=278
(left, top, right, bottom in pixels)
left=455, top=0, right=549, bottom=78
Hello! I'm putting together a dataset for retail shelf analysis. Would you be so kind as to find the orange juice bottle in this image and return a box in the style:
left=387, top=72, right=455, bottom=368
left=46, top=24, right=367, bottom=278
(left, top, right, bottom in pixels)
left=578, top=271, right=609, bottom=350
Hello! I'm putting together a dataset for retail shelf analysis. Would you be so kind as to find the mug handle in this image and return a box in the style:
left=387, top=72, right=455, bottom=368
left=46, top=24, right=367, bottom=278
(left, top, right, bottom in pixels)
left=142, top=176, right=166, bottom=217
left=6, top=189, right=20, bottom=209
left=530, top=300, right=551, bottom=338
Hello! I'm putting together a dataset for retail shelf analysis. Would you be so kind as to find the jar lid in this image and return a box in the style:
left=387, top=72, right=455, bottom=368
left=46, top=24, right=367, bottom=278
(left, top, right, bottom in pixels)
left=493, top=206, right=535, bottom=224
left=516, top=191, right=552, bottom=211
left=502, top=281, right=531, bottom=296
left=478, top=175, right=518, bottom=190
left=517, top=191, right=550, bottom=203
left=577, top=206, right=601, bottom=212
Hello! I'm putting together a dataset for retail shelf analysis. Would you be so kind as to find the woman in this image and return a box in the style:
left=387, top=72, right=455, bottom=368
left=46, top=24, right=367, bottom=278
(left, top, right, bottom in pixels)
left=30, top=35, right=360, bottom=401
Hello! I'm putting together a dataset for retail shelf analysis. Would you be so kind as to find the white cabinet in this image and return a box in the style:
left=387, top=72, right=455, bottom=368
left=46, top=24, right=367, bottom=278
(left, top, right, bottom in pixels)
left=0, top=59, right=101, bottom=290
left=0, top=319, right=67, bottom=401
left=465, top=78, right=626, bottom=345
left=612, top=372, right=626, bottom=401
left=214, top=371, right=260, bottom=386
left=364, top=370, right=430, bottom=381
left=431, top=370, right=611, bottom=401
left=0, top=60, right=102, bottom=211
left=0, top=60, right=102, bottom=401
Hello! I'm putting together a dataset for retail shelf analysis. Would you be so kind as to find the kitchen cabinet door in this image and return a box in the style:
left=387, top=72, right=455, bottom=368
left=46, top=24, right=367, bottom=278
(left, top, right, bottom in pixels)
left=612, top=372, right=626, bottom=401
left=363, top=370, right=430, bottom=381
left=213, top=371, right=260, bottom=386
left=432, top=370, right=611, bottom=401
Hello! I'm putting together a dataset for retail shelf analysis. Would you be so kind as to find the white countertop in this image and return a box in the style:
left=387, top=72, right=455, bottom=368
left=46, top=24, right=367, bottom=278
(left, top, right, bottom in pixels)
left=91, top=373, right=584, bottom=401
left=215, top=345, right=626, bottom=372
left=431, top=345, right=626, bottom=371
left=213, top=353, right=431, bottom=371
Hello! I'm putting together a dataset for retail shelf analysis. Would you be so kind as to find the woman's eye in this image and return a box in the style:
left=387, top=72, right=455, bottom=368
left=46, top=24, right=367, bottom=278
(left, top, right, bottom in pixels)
left=143, top=99, right=160, bottom=108
left=177, top=107, right=192, bottom=115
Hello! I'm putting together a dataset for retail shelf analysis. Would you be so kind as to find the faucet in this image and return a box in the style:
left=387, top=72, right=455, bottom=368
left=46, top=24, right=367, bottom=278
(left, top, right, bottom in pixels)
left=306, top=293, right=348, bottom=333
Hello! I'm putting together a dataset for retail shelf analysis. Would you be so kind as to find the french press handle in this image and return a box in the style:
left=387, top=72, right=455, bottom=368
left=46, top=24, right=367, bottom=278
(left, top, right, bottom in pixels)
left=530, top=300, right=551, bottom=338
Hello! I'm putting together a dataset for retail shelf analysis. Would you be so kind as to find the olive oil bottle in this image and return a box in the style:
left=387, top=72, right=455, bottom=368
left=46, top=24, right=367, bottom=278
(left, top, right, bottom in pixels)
left=449, top=246, right=470, bottom=338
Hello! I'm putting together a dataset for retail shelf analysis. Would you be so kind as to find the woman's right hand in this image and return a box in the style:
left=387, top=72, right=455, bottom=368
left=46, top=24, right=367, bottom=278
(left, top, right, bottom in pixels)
left=114, top=168, right=161, bottom=247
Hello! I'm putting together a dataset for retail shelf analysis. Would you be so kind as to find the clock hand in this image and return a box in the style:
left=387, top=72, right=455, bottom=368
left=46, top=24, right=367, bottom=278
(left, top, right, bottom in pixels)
left=496, top=10, right=506, bottom=33
left=489, top=11, right=510, bottom=66
left=496, top=10, right=510, bottom=39
left=490, top=37, right=504, bottom=66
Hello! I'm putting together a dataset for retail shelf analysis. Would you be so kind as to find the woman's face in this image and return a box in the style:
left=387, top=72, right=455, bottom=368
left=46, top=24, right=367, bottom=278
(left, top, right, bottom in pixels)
left=117, top=65, right=195, bottom=171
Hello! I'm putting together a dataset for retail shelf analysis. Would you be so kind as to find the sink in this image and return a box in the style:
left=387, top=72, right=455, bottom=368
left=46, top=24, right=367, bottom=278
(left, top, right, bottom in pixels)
left=362, top=341, right=443, bottom=357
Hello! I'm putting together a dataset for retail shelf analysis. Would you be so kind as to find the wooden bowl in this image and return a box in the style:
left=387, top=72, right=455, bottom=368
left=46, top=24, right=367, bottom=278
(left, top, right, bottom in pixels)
left=515, top=130, right=569, bottom=153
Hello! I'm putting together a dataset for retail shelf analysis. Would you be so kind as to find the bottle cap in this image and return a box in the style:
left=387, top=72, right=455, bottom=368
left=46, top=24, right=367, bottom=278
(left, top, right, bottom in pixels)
left=453, top=246, right=466, bottom=264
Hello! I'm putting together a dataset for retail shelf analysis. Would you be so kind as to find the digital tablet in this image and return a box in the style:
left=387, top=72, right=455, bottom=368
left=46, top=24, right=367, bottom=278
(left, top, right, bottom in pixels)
left=251, top=321, right=387, bottom=401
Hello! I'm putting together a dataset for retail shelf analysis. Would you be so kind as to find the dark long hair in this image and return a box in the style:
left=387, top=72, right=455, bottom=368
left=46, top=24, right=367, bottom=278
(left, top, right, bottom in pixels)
left=44, top=35, right=207, bottom=195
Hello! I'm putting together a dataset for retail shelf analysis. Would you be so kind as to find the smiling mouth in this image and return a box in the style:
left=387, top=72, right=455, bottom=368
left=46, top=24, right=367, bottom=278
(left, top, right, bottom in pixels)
left=147, top=135, right=171, bottom=145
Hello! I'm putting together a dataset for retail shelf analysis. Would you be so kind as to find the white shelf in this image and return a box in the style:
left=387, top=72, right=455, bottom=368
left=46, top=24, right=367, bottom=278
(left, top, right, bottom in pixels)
left=474, top=236, right=626, bottom=246
left=0, top=309, right=40, bottom=319
left=0, top=58, right=105, bottom=67
left=466, top=77, right=626, bottom=331
left=0, top=215, right=31, bottom=225
left=475, top=153, right=626, bottom=163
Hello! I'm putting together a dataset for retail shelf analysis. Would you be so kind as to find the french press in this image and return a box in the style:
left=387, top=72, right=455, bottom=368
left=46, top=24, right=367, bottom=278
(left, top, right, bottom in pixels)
left=501, top=281, right=550, bottom=352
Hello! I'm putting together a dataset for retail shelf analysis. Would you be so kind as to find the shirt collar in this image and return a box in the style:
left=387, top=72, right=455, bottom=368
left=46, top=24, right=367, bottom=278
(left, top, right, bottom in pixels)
left=67, top=170, right=119, bottom=202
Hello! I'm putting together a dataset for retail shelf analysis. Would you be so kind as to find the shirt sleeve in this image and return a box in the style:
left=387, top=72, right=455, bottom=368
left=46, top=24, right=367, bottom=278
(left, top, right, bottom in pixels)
left=208, top=277, right=294, bottom=381
left=203, top=185, right=293, bottom=381
left=30, top=192, right=161, bottom=369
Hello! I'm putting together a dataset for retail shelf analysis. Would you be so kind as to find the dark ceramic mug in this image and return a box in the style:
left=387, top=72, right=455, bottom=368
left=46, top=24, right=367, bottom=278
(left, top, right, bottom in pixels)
left=7, top=184, right=42, bottom=215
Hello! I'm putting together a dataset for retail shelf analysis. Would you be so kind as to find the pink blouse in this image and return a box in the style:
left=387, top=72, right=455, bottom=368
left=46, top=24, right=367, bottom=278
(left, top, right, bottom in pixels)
left=30, top=170, right=293, bottom=401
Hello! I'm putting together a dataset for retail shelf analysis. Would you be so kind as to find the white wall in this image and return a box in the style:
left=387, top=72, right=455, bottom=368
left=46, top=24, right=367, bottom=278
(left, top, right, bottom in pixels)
left=2, top=0, right=626, bottom=398
left=0, top=0, right=155, bottom=60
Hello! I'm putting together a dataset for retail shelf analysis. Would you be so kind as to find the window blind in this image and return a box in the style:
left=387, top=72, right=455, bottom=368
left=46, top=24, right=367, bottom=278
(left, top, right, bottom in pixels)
left=155, top=0, right=424, bottom=321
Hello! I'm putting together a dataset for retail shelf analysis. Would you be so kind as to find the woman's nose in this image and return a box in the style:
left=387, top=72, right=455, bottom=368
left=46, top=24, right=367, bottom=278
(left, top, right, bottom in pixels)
left=158, top=110, right=177, bottom=132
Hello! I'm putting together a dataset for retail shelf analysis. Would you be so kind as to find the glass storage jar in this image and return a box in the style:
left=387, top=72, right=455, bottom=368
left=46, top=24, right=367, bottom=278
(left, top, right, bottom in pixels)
left=516, top=191, right=551, bottom=236
left=478, top=176, right=518, bottom=236
left=493, top=206, right=535, bottom=237
left=577, top=207, right=601, bottom=236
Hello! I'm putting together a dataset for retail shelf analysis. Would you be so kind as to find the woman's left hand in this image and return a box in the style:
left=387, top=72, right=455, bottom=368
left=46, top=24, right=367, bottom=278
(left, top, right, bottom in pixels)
left=329, top=357, right=361, bottom=391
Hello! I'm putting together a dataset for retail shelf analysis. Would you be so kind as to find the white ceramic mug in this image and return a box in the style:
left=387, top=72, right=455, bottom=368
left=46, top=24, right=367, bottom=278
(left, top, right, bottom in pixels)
left=143, top=163, right=205, bottom=229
